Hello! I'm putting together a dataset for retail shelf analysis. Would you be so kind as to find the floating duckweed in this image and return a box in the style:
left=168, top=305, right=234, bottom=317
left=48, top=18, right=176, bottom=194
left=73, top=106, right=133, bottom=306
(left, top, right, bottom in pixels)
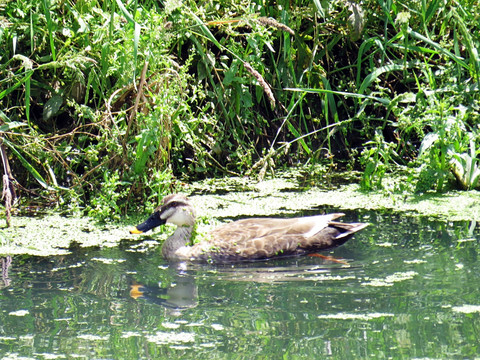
left=310, top=275, right=356, bottom=281
left=191, top=177, right=480, bottom=222
left=121, top=331, right=141, bottom=338
left=77, top=334, right=109, bottom=341
left=8, top=310, right=29, bottom=316
left=317, top=312, right=394, bottom=320
left=452, top=305, right=480, bottom=313
left=362, top=271, right=417, bottom=287
left=403, top=259, right=427, bottom=264
left=145, top=331, right=195, bottom=344
left=377, top=242, right=395, bottom=247
left=162, top=322, right=181, bottom=329
left=91, top=257, right=126, bottom=264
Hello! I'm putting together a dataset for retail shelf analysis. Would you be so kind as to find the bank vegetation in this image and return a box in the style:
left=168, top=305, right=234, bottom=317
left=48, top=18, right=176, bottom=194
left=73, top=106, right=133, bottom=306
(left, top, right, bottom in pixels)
left=1, top=0, right=479, bottom=220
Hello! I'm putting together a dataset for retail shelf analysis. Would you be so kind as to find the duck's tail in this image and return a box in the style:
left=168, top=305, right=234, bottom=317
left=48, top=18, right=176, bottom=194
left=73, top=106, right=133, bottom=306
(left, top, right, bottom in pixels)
left=330, top=222, right=369, bottom=240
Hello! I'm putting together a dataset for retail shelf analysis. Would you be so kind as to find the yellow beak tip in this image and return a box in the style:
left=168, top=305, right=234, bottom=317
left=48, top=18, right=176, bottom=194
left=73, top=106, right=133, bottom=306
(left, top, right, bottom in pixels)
left=130, top=285, right=144, bottom=299
left=130, top=228, right=143, bottom=234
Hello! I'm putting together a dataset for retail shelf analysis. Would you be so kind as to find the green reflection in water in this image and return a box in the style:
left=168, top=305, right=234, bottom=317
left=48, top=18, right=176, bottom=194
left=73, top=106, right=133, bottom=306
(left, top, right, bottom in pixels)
left=0, top=210, right=479, bottom=359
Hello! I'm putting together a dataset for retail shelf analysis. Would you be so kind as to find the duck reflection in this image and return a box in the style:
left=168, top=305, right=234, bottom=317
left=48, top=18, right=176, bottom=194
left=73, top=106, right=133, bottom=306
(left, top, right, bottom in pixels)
left=128, top=255, right=356, bottom=315
left=130, top=269, right=198, bottom=314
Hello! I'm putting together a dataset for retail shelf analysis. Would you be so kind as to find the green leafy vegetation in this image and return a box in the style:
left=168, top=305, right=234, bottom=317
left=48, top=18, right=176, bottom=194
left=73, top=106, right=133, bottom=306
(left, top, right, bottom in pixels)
left=1, top=0, right=479, bottom=220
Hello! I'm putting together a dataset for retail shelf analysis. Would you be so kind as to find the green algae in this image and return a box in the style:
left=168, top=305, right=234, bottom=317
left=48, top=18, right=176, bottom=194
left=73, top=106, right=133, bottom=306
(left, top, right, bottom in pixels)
left=189, top=176, right=480, bottom=222
left=0, top=214, right=155, bottom=257
left=1, top=172, right=479, bottom=256
left=304, top=184, right=480, bottom=221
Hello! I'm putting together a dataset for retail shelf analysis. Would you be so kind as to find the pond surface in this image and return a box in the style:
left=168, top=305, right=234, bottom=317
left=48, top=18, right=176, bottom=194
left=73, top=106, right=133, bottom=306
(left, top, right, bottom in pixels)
left=0, top=210, right=479, bottom=359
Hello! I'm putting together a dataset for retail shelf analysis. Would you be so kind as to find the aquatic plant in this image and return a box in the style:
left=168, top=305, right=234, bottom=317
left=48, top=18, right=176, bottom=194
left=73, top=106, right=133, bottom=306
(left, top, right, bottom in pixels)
left=450, top=138, right=480, bottom=191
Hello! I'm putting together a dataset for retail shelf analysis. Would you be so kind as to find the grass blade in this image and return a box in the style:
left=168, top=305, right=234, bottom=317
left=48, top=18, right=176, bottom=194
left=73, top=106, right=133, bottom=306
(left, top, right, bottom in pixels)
left=285, top=87, right=391, bottom=106
left=359, top=62, right=406, bottom=94
left=115, top=0, right=140, bottom=83
left=0, top=70, right=34, bottom=101
left=2, top=139, right=51, bottom=189
left=451, top=9, right=480, bottom=82
left=115, top=0, right=135, bottom=23
left=408, top=29, right=469, bottom=69
left=0, top=120, right=28, bottom=132
left=189, top=11, right=223, bottom=50
left=42, top=0, right=56, bottom=61
left=311, top=0, right=325, bottom=17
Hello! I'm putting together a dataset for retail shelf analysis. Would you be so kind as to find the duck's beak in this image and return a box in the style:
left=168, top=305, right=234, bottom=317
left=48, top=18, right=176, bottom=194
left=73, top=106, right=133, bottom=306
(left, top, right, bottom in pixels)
left=130, top=212, right=166, bottom=234
left=130, top=284, right=145, bottom=299
left=129, top=228, right=144, bottom=234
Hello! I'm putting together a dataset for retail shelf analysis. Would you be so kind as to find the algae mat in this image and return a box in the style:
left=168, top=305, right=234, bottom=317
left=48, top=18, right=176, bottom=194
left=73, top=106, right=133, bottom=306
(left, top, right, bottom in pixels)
left=1, top=177, right=478, bottom=256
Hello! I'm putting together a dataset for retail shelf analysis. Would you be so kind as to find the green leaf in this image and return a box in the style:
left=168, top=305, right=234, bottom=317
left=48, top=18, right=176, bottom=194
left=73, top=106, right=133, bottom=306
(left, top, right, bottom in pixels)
left=115, top=0, right=135, bottom=24
left=359, top=62, right=406, bottom=94
left=2, top=139, right=51, bottom=189
left=312, top=0, right=325, bottom=17
left=42, top=0, right=56, bottom=61
left=0, top=70, right=34, bottom=101
left=189, top=11, right=223, bottom=50
left=419, top=133, right=439, bottom=156
left=0, top=121, right=28, bottom=132
left=43, top=95, right=63, bottom=120
left=286, top=121, right=311, bottom=154
left=223, top=60, right=239, bottom=87
left=408, top=29, right=469, bottom=69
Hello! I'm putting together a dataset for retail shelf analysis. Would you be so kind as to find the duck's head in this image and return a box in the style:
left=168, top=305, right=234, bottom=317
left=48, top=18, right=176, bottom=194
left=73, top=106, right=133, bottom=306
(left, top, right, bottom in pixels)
left=130, top=194, right=196, bottom=234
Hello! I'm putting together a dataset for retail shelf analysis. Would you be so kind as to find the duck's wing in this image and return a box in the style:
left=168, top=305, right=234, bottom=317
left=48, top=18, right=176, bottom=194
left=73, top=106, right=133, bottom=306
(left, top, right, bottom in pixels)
left=206, top=214, right=349, bottom=260
left=302, top=221, right=369, bottom=250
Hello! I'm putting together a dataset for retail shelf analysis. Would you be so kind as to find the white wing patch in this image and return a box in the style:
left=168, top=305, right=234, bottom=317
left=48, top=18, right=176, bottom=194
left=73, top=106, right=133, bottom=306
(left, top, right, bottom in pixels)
left=300, top=214, right=342, bottom=238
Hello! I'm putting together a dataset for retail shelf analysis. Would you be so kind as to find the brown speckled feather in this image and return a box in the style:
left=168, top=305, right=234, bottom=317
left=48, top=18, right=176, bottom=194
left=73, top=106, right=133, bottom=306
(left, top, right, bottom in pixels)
left=131, top=194, right=368, bottom=262
left=185, top=216, right=366, bottom=261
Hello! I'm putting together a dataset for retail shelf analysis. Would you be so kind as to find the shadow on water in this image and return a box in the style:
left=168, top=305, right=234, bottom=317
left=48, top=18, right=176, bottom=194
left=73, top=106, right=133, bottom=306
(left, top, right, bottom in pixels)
left=0, top=210, right=479, bottom=358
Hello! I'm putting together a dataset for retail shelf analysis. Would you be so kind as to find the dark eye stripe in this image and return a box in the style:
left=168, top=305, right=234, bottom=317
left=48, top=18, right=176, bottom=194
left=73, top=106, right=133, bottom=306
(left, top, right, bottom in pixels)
left=163, top=201, right=188, bottom=211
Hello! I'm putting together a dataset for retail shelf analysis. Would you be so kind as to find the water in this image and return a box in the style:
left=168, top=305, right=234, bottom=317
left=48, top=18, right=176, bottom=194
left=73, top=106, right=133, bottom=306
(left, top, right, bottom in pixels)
left=0, top=210, right=479, bottom=359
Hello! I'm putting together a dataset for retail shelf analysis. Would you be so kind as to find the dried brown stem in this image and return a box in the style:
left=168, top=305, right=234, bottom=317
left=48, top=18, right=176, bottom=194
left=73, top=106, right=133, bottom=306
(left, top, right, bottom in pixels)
left=256, top=17, right=295, bottom=36
left=243, top=62, right=276, bottom=109
left=123, top=61, right=150, bottom=157
left=0, top=139, right=16, bottom=227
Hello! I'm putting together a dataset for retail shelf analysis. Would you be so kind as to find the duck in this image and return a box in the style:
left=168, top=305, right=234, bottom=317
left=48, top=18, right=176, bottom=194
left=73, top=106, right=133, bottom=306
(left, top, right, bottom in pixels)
left=130, top=194, right=368, bottom=263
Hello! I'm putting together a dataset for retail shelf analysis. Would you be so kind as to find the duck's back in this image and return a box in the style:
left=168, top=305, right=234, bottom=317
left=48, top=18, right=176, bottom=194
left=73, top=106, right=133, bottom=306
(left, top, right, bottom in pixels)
left=189, top=214, right=360, bottom=262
